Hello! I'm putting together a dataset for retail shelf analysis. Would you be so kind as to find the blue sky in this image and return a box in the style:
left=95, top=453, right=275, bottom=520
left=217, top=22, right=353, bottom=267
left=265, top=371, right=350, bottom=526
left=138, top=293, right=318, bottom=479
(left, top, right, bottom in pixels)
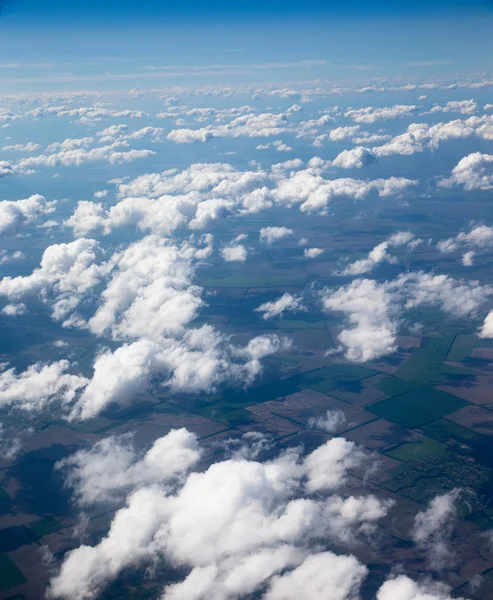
left=0, top=0, right=492, bottom=91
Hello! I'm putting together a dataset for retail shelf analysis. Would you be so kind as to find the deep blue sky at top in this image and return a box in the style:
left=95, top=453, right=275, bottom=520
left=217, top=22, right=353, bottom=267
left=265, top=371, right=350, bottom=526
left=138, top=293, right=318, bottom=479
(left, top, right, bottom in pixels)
left=0, top=0, right=492, bottom=92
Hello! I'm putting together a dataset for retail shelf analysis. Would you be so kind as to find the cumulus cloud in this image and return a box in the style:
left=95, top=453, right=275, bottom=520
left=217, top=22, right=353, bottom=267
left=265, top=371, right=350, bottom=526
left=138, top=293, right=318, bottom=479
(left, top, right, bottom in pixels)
left=323, top=271, right=491, bottom=362
left=479, top=311, right=493, bottom=338
left=0, top=237, right=111, bottom=321
left=332, top=147, right=377, bottom=169
left=64, top=161, right=416, bottom=237
left=48, top=433, right=390, bottom=600
left=322, top=278, right=398, bottom=362
left=304, top=247, right=323, bottom=258
left=255, top=293, right=306, bottom=319
left=341, top=232, right=416, bottom=275
left=0, top=194, right=56, bottom=235
left=345, top=105, right=418, bottom=123
left=377, top=575, right=466, bottom=600
left=221, top=244, right=247, bottom=262
left=259, top=226, right=294, bottom=245
left=437, top=224, right=493, bottom=255
left=167, top=112, right=289, bottom=143
left=0, top=161, right=13, bottom=177
left=0, top=360, right=88, bottom=411
left=58, top=428, right=201, bottom=505
left=16, top=144, right=156, bottom=173
left=308, top=409, right=347, bottom=433
left=411, top=489, right=461, bottom=570
left=439, top=153, right=493, bottom=190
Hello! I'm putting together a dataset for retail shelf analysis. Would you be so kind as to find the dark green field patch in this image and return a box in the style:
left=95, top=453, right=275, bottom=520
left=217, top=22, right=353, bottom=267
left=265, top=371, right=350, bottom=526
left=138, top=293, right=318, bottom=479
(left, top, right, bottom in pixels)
left=421, top=418, right=481, bottom=444
left=27, top=516, right=62, bottom=538
left=0, top=554, right=26, bottom=592
left=367, top=399, right=435, bottom=428
left=367, top=387, right=469, bottom=428
left=385, top=436, right=447, bottom=462
left=376, top=377, right=418, bottom=397
left=394, top=354, right=474, bottom=387
left=446, top=334, right=476, bottom=362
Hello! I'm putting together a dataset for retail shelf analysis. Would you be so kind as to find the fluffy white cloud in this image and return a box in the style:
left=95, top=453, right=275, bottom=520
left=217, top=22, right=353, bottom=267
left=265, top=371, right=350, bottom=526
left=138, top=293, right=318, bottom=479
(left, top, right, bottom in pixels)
left=322, top=278, right=398, bottom=362
left=377, top=575, right=466, bottom=600
left=264, top=552, right=367, bottom=600
left=437, top=224, right=493, bottom=254
left=16, top=144, right=156, bottom=172
left=0, top=237, right=111, bottom=321
left=49, top=434, right=389, bottom=600
left=0, top=161, right=13, bottom=177
left=221, top=244, right=247, bottom=262
left=0, top=360, right=88, bottom=411
left=439, top=153, right=493, bottom=190
left=341, top=232, right=416, bottom=276
left=304, top=247, right=323, bottom=258
left=2, top=141, right=40, bottom=152
left=323, top=271, right=490, bottom=362
left=255, top=293, right=305, bottom=319
left=308, top=409, right=347, bottom=433
left=479, top=311, right=493, bottom=338
left=0, top=194, right=56, bottom=235
left=429, top=100, right=477, bottom=115
left=411, top=489, right=460, bottom=570
left=259, top=226, right=294, bottom=245
left=332, top=147, right=377, bottom=169
left=345, top=105, right=418, bottom=123
left=58, top=428, right=201, bottom=505
left=64, top=162, right=416, bottom=237
left=167, top=112, right=289, bottom=143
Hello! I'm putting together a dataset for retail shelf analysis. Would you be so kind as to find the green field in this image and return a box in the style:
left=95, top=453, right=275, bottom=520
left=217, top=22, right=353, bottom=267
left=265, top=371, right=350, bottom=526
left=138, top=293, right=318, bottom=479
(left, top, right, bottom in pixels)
left=28, top=516, right=62, bottom=538
left=385, top=436, right=447, bottom=462
left=421, top=418, right=481, bottom=443
left=0, top=554, right=26, bottom=592
left=446, top=334, right=477, bottom=362
left=376, top=376, right=418, bottom=397
left=367, top=386, right=469, bottom=428
left=394, top=353, right=474, bottom=387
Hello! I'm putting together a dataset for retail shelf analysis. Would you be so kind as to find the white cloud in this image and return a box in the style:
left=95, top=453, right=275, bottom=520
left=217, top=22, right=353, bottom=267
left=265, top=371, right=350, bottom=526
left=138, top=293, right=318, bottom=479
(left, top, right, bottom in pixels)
left=437, top=224, right=493, bottom=254
left=341, top=232, right=415, bottom=276
left=0, top=360, right=88, bottom=411
left=332, top=147, right=377, bottom=169
left=479, top=311, right=493, bottom=338
left=377, top=575, right=464, bottom=600
left=345, top=105, right=418, bottom=123
left=429, top=100, right=477, bottom=115
left=167, top=112, right=289, bottom=143
left=264, top=552, right=368, bottom=600
left=2, top=141, right=40, bottom=152
left=255, top=293, right=305, bottom=319
left=0, top=194, right=56, bottom=236
left=221, top=244, right=247, bottom=262
left=259, top=226, right=294, bottom=245
left=16, top=144, right=156, bottom=172
left=304, top=247, right=323, bottom=258
left=439, top=153, right=493, bottom=190
left=411, top=489, right=460, bottom=570
left=58, top=428, right=201, bottom=505
left=322, top=278, right=398, bottom=362
left=0, top=161, right=13, bottom=177
left=308, top=409, right=347, bottom=433
left=49, top=434, right=389, bottom=600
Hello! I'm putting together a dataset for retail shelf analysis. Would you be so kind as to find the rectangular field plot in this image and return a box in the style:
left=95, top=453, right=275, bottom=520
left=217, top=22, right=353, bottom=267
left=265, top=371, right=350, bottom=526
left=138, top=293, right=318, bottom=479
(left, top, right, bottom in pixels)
left=367, top=387, right=469, bottom=428
left=421, top=418, right=481, bottom=443
left=446, top=334, right=477, bottom=362
left=385, top=436, right=447, bottom=462
left=0, top=553, right=26, bottom=592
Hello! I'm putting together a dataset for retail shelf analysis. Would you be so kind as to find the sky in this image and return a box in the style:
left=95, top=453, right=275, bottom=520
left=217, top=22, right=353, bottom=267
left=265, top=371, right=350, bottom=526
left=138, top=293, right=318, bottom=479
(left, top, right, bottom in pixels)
left=0, top=0, right=493, bottom=91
